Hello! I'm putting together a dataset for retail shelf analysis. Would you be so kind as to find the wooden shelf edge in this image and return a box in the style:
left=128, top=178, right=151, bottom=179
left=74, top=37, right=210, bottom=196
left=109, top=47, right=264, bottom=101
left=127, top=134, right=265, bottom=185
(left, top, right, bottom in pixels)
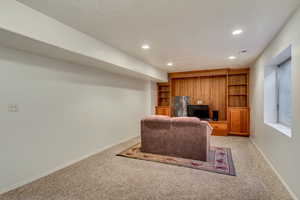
left=228, top=84, right=248, bottom=86
left=157, top=83, right=170, bottom=86
left=209, top=121, right=228, bottom=124
left=212, top=133, right=228, bottom=136
left=228, top=107, right=249, bottom=108
left=228, top=132, right=250, bottom=136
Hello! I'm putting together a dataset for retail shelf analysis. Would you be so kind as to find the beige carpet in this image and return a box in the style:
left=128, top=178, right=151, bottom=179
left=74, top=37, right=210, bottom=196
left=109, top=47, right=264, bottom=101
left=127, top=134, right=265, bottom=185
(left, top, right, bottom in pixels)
left=0, top=136, right=293, bottom=200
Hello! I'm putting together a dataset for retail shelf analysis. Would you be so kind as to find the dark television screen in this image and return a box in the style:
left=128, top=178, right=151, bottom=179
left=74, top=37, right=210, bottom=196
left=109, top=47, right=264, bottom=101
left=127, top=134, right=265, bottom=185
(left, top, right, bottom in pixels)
left=187, top=105, right=209, bottom=120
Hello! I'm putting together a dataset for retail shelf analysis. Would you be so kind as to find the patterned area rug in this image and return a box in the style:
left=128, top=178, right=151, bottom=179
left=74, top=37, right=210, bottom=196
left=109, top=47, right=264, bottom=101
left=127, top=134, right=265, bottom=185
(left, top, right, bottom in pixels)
left=117, top=143, right=236, bottom=176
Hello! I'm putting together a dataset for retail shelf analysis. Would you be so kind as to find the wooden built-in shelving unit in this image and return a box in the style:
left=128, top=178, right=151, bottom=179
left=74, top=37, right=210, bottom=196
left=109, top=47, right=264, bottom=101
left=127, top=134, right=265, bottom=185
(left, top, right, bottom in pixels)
left=227, top=69, right=250, bottom=136
left=157, top=83, right=170, bottom=107
left=156, top=68, right=250, bottom=136
left=156, top=83, right=171, bottom=116
left=228, top=71, right=249, bottom=108
left=155, top=68, right=250, bottom=136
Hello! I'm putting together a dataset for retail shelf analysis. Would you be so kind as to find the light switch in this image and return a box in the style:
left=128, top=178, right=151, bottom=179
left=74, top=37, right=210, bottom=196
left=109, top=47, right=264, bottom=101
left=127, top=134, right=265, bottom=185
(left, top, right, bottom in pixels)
left=8, top=104, right=18, bottom=112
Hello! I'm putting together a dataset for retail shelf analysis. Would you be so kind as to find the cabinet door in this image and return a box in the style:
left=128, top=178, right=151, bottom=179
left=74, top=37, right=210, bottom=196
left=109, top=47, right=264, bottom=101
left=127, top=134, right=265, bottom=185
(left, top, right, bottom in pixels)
left=210, top=122, right=228, bottom=136
left=229, top=108, right=249, bottom=135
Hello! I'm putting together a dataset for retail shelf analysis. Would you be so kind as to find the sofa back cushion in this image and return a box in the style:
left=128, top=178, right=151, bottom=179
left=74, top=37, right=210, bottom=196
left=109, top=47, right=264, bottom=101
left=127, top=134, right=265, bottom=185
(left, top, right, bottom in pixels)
left=141, top=115, right=171, bottom=154
left=164, top=117, right=209, bottom=160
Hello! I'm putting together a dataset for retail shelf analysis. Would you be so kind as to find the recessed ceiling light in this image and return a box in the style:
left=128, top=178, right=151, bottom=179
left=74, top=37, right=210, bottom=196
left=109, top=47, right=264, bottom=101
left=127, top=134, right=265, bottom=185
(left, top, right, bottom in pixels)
left=167, top=62, right=173, bottom=66
left=141, top=44, right=150, bottom=49
left=228, top=56, right=236, bottom=60
left=232, top=29, right=243, bottom=35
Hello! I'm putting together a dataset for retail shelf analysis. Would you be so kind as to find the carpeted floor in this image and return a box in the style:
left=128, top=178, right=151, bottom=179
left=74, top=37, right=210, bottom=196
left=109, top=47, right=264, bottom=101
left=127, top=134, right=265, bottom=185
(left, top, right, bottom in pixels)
left=0, top=136, right=293, bottom=200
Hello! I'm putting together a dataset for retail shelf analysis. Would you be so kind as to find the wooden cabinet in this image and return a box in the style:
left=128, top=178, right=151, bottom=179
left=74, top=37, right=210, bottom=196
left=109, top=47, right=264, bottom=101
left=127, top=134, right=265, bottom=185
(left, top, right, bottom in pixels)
left=228, top=107, right=249, bottom=136
left=228, top=69, right=249, bottom=107
left=209, top=121, right=228, bottom=136
left=156, top=82, right=171, bottom=116
left=157, top=83, right=170, bottom=107
left=227, top=69, right=250, bottom=136
left=155, top=106, right=170, bottom=116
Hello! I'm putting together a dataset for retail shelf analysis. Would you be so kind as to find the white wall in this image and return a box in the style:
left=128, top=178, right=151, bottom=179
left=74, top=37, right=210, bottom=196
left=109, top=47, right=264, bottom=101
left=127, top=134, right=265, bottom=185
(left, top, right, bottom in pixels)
left=0, top=45, right=155, bottom=193
left=250, top=7, right=300, bottom=199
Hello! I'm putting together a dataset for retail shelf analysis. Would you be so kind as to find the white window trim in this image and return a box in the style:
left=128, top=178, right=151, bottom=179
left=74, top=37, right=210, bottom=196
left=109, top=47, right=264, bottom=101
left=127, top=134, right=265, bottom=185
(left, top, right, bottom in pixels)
left=265, top=122, right=292, bottom=137
left=264, top=45, right=292, bottom=138
left=276, top=58, right=292, bottom=127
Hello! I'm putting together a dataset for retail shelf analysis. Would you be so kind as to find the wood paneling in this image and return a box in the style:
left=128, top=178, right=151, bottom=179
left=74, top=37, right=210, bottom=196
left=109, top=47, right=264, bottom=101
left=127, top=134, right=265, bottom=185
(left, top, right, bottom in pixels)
left=168, top=68, right=249, bottom=79
left=169, top=69, right=228, bottom=79
left=228, top=68, right=249, bottom=75
left=171, top=76, right=227, bottom=120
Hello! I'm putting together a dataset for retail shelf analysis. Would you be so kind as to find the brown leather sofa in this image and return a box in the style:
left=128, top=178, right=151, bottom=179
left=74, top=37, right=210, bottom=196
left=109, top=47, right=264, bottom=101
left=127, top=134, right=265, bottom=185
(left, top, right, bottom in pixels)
left=141, top=115, right=212, bottom=161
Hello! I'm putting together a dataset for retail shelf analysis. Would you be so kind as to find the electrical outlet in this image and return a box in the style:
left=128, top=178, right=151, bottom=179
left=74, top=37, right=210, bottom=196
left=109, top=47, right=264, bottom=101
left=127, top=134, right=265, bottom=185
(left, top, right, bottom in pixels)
left=8, top=104, right=18, bottom=112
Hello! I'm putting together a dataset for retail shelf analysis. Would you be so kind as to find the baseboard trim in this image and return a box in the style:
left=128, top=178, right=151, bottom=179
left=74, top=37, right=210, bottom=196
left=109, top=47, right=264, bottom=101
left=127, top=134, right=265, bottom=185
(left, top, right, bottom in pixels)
left=0, top=135, right=138, bottom=195
left=250, top=138, right=298, bottom=200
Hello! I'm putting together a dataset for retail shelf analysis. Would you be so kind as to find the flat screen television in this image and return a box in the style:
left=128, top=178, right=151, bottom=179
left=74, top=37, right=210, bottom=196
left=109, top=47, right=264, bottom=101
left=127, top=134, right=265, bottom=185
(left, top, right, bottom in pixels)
left=187, top=105, right=209, bottom=120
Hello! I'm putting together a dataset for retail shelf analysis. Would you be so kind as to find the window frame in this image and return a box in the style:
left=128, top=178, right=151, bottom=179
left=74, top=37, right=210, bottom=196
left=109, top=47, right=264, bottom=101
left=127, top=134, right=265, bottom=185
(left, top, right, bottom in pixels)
left=263, top=45, right=292, bottom=137
left=276, top=58, right=292, bottom=127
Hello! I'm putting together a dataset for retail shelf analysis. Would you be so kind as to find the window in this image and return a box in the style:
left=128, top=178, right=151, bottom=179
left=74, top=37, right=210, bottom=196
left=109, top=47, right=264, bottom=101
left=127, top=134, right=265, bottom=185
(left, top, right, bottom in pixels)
left=277, top=59, right=292, bottom=127
left=264, top=45, right=292, bottom=137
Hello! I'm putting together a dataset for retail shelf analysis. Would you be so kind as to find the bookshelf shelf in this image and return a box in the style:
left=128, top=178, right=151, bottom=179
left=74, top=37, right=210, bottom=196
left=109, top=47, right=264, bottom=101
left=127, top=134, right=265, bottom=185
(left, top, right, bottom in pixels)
left=228, top=72, right=249, bottom=107
left=157, top=83, right=170, bottom=107
left=228, top=84, right=248, bottom=86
